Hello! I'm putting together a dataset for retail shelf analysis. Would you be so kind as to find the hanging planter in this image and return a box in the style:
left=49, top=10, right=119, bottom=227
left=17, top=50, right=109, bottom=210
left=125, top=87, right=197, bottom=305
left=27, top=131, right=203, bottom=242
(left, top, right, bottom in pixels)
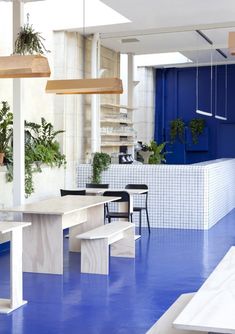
left=0, top=17, right=51, bottom=78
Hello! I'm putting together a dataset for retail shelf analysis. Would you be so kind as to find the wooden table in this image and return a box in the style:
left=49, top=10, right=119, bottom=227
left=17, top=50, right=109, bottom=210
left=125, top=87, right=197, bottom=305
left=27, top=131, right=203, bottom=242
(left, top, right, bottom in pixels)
left=173, top=246, right=235, bottom=334
left=2, top=195, right=118, bottom=275
left=0, top=221, right=31, bottom=314
left=84, top=188, right=148, bottom=213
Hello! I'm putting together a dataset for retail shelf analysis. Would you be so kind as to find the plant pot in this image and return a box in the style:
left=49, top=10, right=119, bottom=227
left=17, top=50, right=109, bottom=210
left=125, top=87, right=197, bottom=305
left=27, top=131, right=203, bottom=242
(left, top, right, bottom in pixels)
left=0, top=152, right=5, bottom=165
left=139, top=151, right=152, bottom=164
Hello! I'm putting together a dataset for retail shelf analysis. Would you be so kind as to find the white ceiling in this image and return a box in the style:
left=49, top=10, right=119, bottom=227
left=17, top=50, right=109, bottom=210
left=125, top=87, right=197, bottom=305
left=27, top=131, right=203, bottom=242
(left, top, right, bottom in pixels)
left=95, top=0, right=235, bottom=66
left=2, top=0, right=235, bottom=66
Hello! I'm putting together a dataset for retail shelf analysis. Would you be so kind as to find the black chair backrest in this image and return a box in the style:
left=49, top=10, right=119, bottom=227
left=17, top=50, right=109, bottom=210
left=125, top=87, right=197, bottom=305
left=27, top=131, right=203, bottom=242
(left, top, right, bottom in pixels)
left=125, top=184, right=148, bottom=206
left=103, top=190, right=130, bottom=214
left=86, top=183, right=109, bottom=189
left=125, top=184, right=148, bottom=190
left=60, top=189, right=86, bottom=197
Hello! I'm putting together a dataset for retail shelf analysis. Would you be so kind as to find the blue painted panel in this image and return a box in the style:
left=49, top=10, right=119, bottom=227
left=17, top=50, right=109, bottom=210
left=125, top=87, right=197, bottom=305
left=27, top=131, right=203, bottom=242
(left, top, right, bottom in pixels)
left=186, top=127, right=209, bottom=152
left=155, top=65, right=235, bottom=164
left=217, top=123, right=235, bottom=158
left=0, top=241, right=10, bottom=253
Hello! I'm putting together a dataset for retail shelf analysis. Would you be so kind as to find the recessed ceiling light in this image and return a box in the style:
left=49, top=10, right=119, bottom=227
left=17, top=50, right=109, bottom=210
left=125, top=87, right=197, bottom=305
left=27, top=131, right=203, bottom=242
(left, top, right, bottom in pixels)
left=121, top=38, right=140, bottom=44
left=135, top=52, right=192, bottom=67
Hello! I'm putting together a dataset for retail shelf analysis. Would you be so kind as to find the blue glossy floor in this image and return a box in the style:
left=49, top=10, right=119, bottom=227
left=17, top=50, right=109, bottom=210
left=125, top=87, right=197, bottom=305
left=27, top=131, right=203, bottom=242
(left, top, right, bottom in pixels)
left=1, top=211, right=235, bottom=334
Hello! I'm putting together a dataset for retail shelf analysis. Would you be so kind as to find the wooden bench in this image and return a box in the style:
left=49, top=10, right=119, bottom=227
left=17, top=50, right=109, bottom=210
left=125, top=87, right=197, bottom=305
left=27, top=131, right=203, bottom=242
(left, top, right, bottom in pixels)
left=146, top=293, right=207, bottom=334
left=76, top=221, right=135, bottom=275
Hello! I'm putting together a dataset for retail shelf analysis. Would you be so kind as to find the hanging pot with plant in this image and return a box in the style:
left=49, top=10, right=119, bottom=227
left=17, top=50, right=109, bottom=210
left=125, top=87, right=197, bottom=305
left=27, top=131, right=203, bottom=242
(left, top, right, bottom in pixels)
left=189, top=118, right=205, bottom=144
left=91, top=152, right=111, bottom=184
left=169, top=118, right=185, bottom=143
left=0, top=14, right=51, bottom=78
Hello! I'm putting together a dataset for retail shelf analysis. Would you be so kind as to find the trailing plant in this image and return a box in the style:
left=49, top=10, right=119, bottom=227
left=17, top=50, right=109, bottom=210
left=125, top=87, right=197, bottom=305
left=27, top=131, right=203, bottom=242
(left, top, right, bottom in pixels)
left=6, top=118, right=66, bottom=197
left=0, top=101, right=13, bottom=153
left=148, top=140, right=168, bottom=164
left=91, top=152, right=111, bottom=184
left=14, top=17, right=50, bottom=55
left=189, top=118, right=205, bottom=144
left=169, top=118, right=185, bottom=143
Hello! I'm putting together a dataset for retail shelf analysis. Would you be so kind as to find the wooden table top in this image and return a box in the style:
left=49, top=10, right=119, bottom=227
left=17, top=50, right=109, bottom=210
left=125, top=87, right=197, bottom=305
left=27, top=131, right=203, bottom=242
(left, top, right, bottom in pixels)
left=173, top=246, right=235, bottom=333
left=1, top=195, right=119, bottom=216
left=84, top=188, right=148, bottom=195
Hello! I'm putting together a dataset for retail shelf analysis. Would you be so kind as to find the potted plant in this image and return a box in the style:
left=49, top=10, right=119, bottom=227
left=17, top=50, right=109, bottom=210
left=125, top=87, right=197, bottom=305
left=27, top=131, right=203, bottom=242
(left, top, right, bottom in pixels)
left=0, top=15, right=51, bottom=79
left=0, top=101, right=13, bottom=165
left=148, top=140, right=168, bottom=164
left=91, top=152, right=111, bottom=184
left=188, top=118, right=205, bottom=144
left=139, top=144, right=153, bottom=164
left=6, top=117, right=66, bottom=196
left=169, top=118, right=185, bottom=143
left=14, top=20, right=50, bottom=55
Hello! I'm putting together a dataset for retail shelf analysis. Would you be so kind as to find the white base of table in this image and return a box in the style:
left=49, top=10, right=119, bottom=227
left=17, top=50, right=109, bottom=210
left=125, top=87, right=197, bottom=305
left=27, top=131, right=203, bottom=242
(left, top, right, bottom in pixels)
left=135, top=234, right=141, bottom=240
left=0, top=299, right=27, bottom=314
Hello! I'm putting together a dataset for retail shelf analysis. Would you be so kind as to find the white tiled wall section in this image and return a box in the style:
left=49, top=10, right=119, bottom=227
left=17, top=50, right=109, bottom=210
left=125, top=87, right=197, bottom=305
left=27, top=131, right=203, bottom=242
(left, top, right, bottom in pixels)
left=77, top=159, right=235, bottom=230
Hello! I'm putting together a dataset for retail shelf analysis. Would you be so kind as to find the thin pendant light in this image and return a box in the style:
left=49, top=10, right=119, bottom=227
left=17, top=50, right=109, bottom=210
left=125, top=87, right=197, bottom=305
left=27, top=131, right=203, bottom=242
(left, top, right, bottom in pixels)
left=46, top=0, right=123, bottom=95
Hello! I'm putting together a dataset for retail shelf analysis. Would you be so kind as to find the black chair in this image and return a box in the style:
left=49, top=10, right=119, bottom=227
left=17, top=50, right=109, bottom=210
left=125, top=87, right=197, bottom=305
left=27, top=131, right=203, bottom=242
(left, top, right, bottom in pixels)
left=103, top=191, right=133, bottom=223
left=86, top=183, right=109, bottom=189
left=60, top=189, right=86, bottom=197
left=125, top=184, right=150, bottom=234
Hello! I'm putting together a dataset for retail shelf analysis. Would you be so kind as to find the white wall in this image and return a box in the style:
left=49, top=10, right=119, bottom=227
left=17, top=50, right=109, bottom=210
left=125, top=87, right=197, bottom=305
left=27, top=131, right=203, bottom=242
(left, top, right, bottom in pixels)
left=134, top=67, right=156, bottom=144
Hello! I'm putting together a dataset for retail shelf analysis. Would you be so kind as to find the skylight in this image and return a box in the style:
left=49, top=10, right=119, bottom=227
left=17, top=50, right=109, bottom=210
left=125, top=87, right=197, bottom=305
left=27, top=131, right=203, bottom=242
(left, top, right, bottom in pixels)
left=25, top=0, right=130, bottom=31
left=135, top=52, right=192, bottom=67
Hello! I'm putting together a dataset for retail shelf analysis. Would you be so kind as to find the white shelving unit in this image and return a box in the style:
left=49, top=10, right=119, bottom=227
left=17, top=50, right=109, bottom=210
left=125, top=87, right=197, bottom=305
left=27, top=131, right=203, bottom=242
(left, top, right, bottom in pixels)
left=100, top=103, right=136, bottom=152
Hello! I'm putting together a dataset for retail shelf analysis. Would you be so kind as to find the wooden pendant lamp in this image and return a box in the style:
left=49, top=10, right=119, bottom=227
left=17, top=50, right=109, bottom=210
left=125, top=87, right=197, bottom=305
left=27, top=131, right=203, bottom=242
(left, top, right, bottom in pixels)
left=228, top=32, right=235, bottom=55
left=0, top=54, right=51, bottom=78
left=45, top=78, right=123, bottom=94
left=45, top=0, right=123, bottom=95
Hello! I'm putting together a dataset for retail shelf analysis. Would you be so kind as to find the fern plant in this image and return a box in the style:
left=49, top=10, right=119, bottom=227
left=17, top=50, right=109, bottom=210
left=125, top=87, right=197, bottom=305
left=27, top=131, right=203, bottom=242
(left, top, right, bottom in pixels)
left=92, top=152, right=111, bottom=184
left=14, top=22, right=50, bottom=55
left=0, top=101, right=13, bottom=153
left=169, top=118, right=185, bottom=143
left=189, top=118, right=205, bottom=144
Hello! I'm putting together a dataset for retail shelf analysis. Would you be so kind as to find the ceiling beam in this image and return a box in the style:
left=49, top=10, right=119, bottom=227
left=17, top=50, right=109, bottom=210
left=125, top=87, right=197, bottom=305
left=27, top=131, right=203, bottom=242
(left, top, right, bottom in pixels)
left=100, top=21, right=235, bottom=39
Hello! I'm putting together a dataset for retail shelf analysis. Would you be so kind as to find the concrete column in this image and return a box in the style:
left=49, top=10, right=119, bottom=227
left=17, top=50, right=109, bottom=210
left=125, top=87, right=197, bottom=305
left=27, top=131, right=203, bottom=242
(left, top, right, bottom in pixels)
left=91, top=33, right=100, bottom=153
left=13, top=0, right=25, bottom=205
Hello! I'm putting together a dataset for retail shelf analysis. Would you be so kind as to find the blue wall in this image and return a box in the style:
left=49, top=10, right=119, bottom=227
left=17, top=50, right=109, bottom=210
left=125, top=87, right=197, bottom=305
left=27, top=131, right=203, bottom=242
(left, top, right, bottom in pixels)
left=155, top=65, right=235, bottom=164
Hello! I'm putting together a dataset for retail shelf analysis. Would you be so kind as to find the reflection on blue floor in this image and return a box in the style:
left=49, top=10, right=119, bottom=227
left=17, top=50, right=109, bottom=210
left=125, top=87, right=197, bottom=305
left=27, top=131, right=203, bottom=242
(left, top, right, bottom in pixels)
left=1, top=210, right=235, bottom=334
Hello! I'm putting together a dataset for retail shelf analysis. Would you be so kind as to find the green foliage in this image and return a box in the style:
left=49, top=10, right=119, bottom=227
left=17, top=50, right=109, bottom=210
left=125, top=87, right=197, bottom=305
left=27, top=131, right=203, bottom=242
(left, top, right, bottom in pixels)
left=14, top=23, right=50, bottom=55
left=169, top=118, right=185, bottom=143
left=92, top=152, right=111, bottom=184
left=0, top=101, right=13, bottom=153
left=6, top=118, right=66, bottom=197
left=147, top=140, right=168, bottom=164
left=189, top=118, right=205, bottom=144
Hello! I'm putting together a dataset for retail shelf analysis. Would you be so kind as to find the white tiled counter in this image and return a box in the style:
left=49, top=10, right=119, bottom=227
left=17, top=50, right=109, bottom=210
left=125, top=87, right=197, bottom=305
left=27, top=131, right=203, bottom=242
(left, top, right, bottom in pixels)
left=77, top=159, right=235, bottom=230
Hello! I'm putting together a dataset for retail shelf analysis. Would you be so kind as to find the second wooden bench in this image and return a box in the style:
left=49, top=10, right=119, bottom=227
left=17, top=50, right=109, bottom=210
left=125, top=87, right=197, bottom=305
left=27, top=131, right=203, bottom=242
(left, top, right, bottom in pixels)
left=76, top=221, right=135, bottom=275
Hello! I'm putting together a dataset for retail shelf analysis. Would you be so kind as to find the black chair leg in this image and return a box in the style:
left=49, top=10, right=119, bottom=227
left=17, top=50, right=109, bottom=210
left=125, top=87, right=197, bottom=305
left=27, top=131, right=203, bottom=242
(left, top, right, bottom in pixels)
left=139, top=211, right=142, bottom=235
left=146, top=208, right=151, bottom=234
left=108, top=216, right=111, bottom=224
left=130, top=213, right=133, bottom=223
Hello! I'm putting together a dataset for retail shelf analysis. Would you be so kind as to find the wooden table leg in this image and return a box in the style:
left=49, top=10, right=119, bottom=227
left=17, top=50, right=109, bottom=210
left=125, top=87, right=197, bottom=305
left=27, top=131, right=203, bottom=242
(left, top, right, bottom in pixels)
left=0, top=227, right=27, bottom=314
left=23, top=213, right=63, bottom=275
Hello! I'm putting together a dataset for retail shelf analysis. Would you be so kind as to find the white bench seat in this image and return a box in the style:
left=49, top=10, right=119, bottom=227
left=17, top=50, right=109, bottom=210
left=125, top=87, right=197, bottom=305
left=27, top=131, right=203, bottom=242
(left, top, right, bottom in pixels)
left=146, top=293, right=207, bottom=334
left=76, top=221, right=135, bottom=275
